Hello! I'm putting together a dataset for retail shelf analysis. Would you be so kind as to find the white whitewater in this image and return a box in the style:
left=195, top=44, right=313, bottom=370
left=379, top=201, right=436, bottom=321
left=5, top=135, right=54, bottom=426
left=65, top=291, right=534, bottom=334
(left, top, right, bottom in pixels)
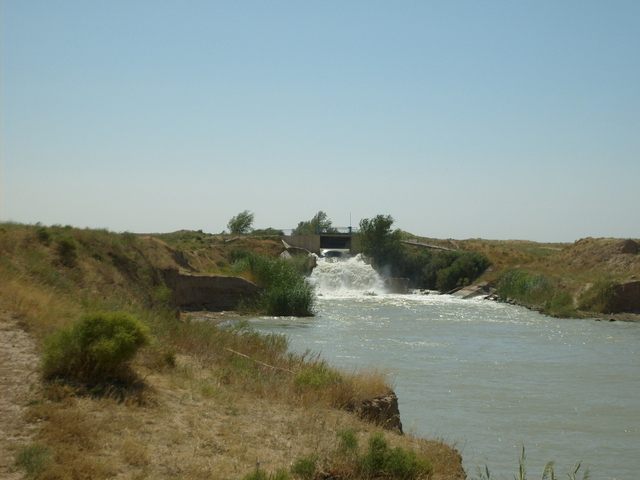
left=310, top=254, right=387, bottom=296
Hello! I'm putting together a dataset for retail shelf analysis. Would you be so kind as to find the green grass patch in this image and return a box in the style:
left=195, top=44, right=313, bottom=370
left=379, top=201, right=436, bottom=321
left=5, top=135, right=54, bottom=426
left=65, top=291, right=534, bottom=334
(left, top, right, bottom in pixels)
left=15, top=443, right=53, bottom=478
left=497, top=269, right=553, bottom=306
left=291, top=455, right=318, bottom=480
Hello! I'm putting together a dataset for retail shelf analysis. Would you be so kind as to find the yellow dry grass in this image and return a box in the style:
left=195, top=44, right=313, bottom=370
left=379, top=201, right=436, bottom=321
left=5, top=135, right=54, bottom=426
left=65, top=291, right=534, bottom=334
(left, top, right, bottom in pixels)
left=17, top=351, right=463, bottom=480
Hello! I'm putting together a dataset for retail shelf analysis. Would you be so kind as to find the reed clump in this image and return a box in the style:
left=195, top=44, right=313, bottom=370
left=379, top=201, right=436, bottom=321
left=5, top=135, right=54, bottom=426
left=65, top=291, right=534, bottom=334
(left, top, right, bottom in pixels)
left=473, top=447, right=589, bottom=480
left=497, top=269, right=553, bottom=307
left=496, top=269, right=582, bottom=317
left=231, top=251, right=315, bottom=316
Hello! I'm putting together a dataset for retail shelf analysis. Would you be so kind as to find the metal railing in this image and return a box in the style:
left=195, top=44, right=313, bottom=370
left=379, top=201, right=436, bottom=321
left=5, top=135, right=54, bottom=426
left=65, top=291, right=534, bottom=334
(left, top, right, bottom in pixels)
left=280, top=227, right=358, bottom=235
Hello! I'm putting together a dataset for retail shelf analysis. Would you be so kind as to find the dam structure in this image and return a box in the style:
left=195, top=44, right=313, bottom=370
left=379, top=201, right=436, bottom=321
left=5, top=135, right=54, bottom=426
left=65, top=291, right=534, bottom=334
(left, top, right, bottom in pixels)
left=281, top=227, right=356, bottom=255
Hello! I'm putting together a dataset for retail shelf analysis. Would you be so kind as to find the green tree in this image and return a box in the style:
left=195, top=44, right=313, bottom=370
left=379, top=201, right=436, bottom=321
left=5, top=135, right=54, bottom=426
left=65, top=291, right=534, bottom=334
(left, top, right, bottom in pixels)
left=227, top=210, right=254, bottom=234
left=292, top=211, right=335, bottom=235
left=358, top=215, right=404, bottom=269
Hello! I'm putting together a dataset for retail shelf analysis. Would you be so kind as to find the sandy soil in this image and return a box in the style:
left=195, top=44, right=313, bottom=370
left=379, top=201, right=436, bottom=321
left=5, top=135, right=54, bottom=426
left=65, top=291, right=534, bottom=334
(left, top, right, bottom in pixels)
left=0, top=312, right=40, bottom=479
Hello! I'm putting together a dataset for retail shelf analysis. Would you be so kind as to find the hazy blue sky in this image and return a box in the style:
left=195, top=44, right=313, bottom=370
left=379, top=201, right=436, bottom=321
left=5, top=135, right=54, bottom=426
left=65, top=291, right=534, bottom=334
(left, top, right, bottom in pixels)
left=2, top=1, right=639, bottom=242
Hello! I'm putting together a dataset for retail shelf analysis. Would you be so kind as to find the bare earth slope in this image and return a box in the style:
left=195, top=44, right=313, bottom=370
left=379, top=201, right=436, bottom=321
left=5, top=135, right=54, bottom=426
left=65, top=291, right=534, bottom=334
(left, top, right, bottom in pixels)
left=0, top=312, right=40, bottom=479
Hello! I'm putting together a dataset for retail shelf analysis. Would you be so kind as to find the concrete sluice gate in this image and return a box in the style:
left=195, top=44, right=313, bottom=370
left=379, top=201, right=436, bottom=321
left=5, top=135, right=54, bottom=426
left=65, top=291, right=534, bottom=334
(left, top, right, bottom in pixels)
left=281, top=234, right=355, bottom=255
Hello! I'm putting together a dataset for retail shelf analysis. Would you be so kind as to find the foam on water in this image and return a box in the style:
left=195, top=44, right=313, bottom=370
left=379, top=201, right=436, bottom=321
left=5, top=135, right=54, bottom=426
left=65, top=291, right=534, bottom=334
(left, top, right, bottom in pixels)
left=310, top=254, right=387, bottom=296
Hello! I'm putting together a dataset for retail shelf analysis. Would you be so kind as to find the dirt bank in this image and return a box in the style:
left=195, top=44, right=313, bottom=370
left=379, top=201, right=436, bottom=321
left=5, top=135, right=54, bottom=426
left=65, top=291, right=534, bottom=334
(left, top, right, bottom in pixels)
left=0, top=312, right=40, bottom=479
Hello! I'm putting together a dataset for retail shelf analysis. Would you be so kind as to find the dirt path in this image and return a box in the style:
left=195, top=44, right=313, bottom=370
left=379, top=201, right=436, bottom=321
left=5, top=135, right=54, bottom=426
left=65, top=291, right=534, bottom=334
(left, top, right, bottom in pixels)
left=0, top=312, right=40, bottom=479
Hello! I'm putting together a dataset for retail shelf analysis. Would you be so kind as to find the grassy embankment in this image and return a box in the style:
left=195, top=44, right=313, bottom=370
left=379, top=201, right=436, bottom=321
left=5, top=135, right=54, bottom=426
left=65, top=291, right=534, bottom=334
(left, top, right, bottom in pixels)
left=0, top=223, right=464, bottom=480
left=403, top=234, right=640, bottom=319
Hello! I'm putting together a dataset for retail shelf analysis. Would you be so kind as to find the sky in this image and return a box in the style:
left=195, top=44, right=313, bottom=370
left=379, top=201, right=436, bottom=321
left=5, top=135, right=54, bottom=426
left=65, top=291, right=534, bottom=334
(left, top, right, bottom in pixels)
left=2, top=1, right=639, bottom=242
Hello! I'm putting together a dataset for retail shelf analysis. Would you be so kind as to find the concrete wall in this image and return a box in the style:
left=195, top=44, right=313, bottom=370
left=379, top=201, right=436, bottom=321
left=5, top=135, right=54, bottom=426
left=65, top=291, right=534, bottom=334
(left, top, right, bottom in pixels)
left=163, top=269, right=262, bottom=311
left=282, top=234, right=354, bottom=254
left=282, top=235, right=321, bottom=253
left=611, top=281, right=640, bottom=313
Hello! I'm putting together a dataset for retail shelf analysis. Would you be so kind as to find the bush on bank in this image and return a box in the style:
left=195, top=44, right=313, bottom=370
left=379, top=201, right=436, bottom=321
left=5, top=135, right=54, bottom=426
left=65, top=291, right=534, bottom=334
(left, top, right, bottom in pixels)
left=231, top=251, right=315, bottom=316
left=42, top=311, right=150, bottom=385
left=388, top=249, right=491, bottom=292
left=357, top=215, right=490, bottom=292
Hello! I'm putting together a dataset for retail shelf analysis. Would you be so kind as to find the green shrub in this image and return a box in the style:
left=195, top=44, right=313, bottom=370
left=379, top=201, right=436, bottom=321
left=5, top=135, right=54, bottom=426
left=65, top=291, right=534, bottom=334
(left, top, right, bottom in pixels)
left=359, top=433, right=388, bottom=474
left=35, top=226, right=51, bottom=245
left=434, top=252, right=491, bottom=292
left=55, top=235, right=78, bottom=267
left=232, top=252, right=315, bottom=316
left=390, top=249, right=490, bottom=292
left=42, top=311, right=150, bottom=384
left=358, top=433, right=432, bottom=480
left=251, top=227, right=285, bottom=236
left=15, top=443, right=53, bottom=477
left=336, top=428, right=359, bottom=457
left=228, top=248, right=252, bottom=264
left=386, top=446, right=431, bottom=479
left=291, top=455, right=318, bottom=480
left=393, top=250, right=433, bottom=287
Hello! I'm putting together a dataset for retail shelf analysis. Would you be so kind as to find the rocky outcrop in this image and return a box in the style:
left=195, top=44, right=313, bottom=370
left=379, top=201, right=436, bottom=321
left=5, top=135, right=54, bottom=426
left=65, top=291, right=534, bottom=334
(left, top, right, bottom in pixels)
left=450, top=282, right=496, bottom=299
left=162, top=269, right=262, bottom=311
left=611, top=281, right=640, bottom=313
left=347, top=391, right=403, bottom=434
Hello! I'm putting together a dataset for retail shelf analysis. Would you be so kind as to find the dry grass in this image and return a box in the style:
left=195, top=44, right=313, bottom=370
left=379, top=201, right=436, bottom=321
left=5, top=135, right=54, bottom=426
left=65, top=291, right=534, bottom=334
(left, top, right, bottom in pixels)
left=19, top=356, right=463, bottom=480
left=461, top=237, right=640, bottom=283
left=0, top=277, right=82, bottom=339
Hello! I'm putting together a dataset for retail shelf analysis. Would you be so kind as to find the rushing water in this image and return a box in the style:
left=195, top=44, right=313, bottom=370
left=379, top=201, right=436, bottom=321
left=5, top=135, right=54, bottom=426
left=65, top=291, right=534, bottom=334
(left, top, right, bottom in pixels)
left=247, top=257, right=640, bottom=479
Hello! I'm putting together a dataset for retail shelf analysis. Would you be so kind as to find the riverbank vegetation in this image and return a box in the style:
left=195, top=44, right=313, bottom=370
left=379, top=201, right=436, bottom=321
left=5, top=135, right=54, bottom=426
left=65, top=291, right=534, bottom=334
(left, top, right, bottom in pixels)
left=398, top=234, right=640, bottom=319
left=230, top=251, right=315, bottom=316
left=0, top=222, right=464, bottom=480
left=358, top=215, right=491, bottom=293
